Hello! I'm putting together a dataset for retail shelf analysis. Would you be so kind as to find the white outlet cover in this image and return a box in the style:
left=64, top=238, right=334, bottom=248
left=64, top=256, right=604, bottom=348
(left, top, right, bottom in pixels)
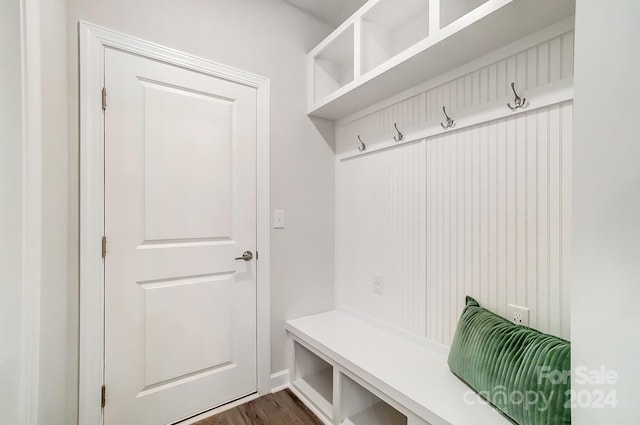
left=507, top=304, right=530, bottom=326
left=372, top=275, right=384, bottom=294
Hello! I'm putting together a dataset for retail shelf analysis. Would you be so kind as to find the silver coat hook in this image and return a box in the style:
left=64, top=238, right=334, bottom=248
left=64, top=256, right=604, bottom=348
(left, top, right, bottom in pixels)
left=440, top=106, right=455, bottom=129
left=357, top=135, right=367, bottom=152
left=393, top=123, right=404, bottom=142
left=507, top=82, right=527, bottom=110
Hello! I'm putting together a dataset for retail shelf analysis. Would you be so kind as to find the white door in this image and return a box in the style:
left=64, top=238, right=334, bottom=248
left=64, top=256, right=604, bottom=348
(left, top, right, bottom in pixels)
left=103, top=47, right=257, bottom=425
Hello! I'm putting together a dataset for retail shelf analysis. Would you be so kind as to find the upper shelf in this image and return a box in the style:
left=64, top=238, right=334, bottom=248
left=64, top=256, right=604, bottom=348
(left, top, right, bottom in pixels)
left=307, top=0, right=575, bottom=120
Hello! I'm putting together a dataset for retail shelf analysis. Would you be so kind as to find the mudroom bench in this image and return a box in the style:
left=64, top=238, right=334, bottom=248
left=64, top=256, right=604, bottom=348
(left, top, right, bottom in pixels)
left=286, top=310, right=512, bottom=425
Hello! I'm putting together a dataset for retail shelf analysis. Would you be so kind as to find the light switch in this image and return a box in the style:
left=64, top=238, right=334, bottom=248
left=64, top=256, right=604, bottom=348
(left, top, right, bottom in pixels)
left=273, top=210, right=285, bottom=229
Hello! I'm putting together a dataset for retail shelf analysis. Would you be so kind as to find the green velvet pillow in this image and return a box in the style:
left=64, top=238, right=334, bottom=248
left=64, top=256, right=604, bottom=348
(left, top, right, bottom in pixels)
left=448, top=296, right=571, bottom=425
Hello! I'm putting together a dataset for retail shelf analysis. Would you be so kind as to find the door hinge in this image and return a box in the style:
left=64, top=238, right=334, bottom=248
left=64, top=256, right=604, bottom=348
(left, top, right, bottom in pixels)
left=101, top=385, right=106, bottom=408
left=101, top=236, right=107, bottom=258
left=102, top=87, right=107, bottom=110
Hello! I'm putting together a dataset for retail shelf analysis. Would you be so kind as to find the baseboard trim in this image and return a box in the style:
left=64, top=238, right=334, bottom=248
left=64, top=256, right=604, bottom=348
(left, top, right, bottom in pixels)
left=270, top=369, right=290, bottom=393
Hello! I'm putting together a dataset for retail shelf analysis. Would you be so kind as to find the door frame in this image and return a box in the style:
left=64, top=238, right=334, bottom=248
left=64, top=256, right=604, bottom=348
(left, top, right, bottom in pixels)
left=78, top=21, right=271, bottom=425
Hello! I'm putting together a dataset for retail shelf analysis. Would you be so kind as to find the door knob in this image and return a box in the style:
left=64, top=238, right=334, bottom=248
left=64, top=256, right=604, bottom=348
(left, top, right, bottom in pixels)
left=235, top=251, right=253, bottom=261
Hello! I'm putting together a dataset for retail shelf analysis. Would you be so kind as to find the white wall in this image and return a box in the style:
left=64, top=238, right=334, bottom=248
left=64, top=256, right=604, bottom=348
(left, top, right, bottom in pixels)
left=49, top=1, right=336, bottom=423
left=39, top=0, right=71, bottom=422
left=336, top=29, right=574, bottom=347
left=0, top=1, right=24, bottom=423
left=572, top=0, right=640, bottom=422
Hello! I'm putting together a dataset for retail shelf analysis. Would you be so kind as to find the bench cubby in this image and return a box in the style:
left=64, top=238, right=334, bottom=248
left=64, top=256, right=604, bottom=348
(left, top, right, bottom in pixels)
left=291, top=341, right=334, bottom=420
left=340, top=373, right=407, bottom=425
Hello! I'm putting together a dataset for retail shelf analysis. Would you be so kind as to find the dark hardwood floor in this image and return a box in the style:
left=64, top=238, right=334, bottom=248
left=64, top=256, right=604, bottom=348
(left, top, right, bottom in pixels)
left=194, top=389, right=324, bottom=425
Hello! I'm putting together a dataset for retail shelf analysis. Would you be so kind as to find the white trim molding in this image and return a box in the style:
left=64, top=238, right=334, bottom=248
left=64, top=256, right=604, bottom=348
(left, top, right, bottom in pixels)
left=78, top=21, right=271, bottom=425
left=19, top=0, right=42, bottom=424
left=270, top=369, right=290, bottom=393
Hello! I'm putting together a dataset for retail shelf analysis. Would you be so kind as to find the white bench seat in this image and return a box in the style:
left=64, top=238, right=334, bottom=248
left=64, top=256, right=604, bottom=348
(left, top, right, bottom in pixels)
left=286, top=310, right=513, bottom=425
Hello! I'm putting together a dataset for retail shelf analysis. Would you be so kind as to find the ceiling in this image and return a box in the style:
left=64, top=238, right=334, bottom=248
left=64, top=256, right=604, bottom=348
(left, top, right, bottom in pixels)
left=282, top=0, right=368, bottom=27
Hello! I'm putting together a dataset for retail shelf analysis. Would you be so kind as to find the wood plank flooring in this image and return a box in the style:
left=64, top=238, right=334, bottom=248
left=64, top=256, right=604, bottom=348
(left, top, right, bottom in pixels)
left=194, top=389, right=324, bottom=425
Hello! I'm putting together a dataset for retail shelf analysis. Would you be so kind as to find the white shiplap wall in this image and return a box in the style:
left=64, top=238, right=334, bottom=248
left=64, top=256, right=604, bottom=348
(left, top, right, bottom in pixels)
left=336, top=30, right=573, bottom=346
left=339, top=141, right=427, bottom=336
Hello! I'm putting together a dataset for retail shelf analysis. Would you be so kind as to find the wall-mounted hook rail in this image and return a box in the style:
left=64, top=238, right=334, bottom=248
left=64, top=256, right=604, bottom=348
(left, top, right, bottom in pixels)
left=440, top=106, right=455, bottom=129
left=507, top=82, right=527, bottom=110
left=357, top=135, right=367, bottom=152
left=393, top=123, right=404, bottom=142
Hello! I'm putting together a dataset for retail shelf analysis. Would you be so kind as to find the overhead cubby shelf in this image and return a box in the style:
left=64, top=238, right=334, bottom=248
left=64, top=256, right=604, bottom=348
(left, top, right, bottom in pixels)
left=313, top=25, right=355, bottom=104
left=307, top=0, right=575, bottom=120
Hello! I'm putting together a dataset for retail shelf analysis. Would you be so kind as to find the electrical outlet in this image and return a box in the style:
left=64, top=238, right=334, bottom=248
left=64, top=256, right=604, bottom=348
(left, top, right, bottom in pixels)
left=507, top=304, right=530, bottom=326
left=372, top=275, right=384, bottom=294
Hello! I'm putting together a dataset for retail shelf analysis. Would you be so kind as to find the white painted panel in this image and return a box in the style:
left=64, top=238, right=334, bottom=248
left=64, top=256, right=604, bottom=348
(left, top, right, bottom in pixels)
left=454, top=131, right=466, bottom=322
left=515, top=113, right=526, bottom=307
left=144, top=81, right=232, bottom=241
left=339, top=142, right=426, bottom=337
left=538, top=110, right=550, bottom=330
left=548, top=106, right=562, bottom=337
left=338, top=102, right=572, bottom=345
left=525, top=111, right=538, bottom=328
left=515, top=52, right=527, bottom=96
left=429, top=137, right=437, bottom=340
left=561, top=32, right=575, bottom=79
left=335, top=31, right=574, bottom=346
left=573, top=4, right=640, bottom=422
left=549, top=36, right=562, bottom=83
left=560, top=103, right=572, bottom=340
left=538, top=42, right=550, bottom=86
left=495, top=116, right=507, bottom=318
left=487, top=122, right=498, bottom=311
left=142, top=275, right=234, bottom=388
left=526, top=47, right=537, bottom=89
left=479, top=124, right=489, bottom=312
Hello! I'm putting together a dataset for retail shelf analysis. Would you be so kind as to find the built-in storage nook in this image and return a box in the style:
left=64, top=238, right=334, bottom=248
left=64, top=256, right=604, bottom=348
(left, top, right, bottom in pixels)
left=290, top=336, right=412, bottom=425
left=361, top=0, right=429, bottom=74
left=340, top=374, right=407, bottom=425
left=292, top=342, right=334, bottom=419
left=440, top=0, right=488, bottom=28
left=312, top=25, right=355, bottom=103
left=307, top=0, right=574, bottom=119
